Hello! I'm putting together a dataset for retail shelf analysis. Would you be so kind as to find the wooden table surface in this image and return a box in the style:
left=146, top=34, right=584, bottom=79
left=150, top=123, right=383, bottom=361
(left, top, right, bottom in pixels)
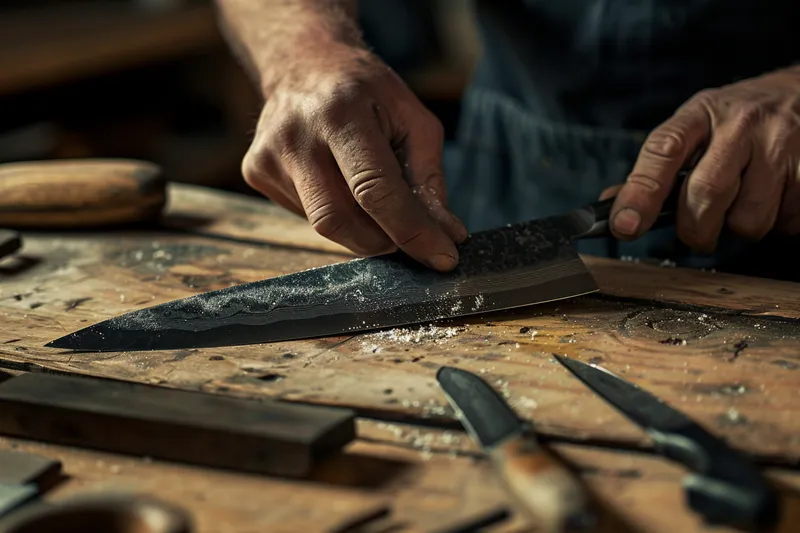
left=1, top=183, right=800, bottom=533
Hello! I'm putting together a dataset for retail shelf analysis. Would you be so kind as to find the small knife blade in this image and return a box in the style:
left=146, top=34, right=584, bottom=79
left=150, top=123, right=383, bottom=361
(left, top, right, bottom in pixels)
left=553, top=354, right=780, bottom=530
left=436, top=366, right=595, bottom=533
left=46, top=172, right=688, bottom=352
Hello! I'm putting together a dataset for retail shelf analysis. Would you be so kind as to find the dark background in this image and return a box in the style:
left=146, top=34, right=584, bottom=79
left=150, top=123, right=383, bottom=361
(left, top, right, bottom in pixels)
left=0, top=0, right=479, bottom=195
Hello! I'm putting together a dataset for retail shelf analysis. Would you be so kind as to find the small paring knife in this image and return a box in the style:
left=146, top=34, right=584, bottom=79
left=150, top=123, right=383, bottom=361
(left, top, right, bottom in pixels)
left=436, top=366, right=596, bottom=533
left=553, top=354, right=780, bottom=530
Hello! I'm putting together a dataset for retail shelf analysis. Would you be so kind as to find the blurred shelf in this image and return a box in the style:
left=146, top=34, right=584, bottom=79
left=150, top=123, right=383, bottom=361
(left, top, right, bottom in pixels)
left=0, top=2, right=222, bottom=97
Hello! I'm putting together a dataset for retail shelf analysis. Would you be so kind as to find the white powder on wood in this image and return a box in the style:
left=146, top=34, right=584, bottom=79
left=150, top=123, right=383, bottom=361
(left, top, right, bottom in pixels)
left=363, top=324, right=465, bottom=345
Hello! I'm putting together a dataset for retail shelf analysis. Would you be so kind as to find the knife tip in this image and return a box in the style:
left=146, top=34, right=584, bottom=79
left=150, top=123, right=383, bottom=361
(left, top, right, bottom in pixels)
left=44, top=337, right=67, bottom=349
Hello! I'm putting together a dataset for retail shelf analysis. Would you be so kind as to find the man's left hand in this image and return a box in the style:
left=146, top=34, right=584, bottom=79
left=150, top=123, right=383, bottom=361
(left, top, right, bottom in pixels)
left=608, top=67, right=800, bottom=252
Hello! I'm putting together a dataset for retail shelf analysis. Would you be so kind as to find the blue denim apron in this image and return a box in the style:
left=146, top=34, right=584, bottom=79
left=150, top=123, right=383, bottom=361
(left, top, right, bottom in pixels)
left=444, top=0, right=800, bottom=281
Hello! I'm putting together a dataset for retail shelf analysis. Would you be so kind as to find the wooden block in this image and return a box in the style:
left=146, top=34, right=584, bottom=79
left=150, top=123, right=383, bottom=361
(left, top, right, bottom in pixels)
left=0, top=373, right=356, bottom=478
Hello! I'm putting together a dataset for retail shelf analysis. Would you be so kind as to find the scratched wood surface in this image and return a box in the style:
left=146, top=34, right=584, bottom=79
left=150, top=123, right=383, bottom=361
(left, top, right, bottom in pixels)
left=5, top=422, right=800, bottom=533
left=1, top=184, right=799, bottom=465
left=2, top=183, right=800, bottom=531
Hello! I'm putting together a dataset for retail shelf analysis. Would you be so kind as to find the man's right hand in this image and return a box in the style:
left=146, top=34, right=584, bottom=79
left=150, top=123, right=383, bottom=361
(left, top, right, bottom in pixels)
left=241, top=45, right=468, bottom=272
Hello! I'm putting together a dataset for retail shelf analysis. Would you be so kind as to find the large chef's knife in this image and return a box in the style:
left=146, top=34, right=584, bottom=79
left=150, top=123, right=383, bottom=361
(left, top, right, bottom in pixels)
left=553, top=355, right=780, bottom=530
left=47, top=172, right=686, bottom=352
left=436, top=366, right=595, bottom=533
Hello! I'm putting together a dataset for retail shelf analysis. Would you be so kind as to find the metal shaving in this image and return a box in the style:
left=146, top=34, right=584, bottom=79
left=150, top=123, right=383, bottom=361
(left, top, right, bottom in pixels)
left=376, top=422, right=464, bottom=459
left=363, top=324, right=464, bottom=345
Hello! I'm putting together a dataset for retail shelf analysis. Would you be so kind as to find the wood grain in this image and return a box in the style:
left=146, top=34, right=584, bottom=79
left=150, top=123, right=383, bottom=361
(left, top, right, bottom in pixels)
left=0, top=159, right=166, bottom=228
left=1, top=183, right=799, bottom=532
left=0, top=372, right=356, bottom=478
left=0, top=184, right=797, bottom=462
left=0, top=423, right=799, bottom=533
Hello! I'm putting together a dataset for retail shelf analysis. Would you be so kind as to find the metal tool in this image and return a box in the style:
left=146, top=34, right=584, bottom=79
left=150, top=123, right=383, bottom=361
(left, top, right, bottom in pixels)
left=45, top=172, right=687, bottom=352
left=0, top=449, right=61, bottom=520
left=436, top=366, right=595, bottom=533
left=553, top=354, right=780, bottom=530
left=0, top=231, right=21, bottom=261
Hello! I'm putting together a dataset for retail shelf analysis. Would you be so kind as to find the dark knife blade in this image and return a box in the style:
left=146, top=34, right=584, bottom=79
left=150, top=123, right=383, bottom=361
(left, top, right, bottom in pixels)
left=47, top=207, right=601, bottom=352
left=436, top=366, right=594, bottom=533
left=553, top=354, right=780, bottom=530
left=46, top=171, right=689, bottom=352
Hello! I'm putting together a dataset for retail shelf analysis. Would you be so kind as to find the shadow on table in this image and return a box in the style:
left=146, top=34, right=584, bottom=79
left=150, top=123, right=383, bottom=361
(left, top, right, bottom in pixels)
left=0, top=256, right=41, bottom=277
left=305, top=449, right=412, bottom=490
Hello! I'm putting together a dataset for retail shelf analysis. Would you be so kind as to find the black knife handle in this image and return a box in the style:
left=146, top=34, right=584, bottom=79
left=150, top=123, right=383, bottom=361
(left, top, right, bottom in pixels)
left=580, top=169, right=689, bottom=239
left=0, top=230, right=21, bottom=260
left=648, top=427, right=780, bottom=530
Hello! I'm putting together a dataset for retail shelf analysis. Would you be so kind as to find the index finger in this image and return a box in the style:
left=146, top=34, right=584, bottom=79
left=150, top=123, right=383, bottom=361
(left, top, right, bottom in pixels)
left=328, top=115, right=460, bottom=272
left=610, top=103, right=711, bottom=239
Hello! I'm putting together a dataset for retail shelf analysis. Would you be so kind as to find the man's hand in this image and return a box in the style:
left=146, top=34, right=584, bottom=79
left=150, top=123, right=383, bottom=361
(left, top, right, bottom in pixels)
left=609, top=68, right=800, bottom=252
left=242, top=46, right=468, bottom=271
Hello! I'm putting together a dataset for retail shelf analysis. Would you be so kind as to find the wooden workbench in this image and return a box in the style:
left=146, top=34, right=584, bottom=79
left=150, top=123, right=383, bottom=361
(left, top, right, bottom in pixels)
left=1, top=183, right=800, bottom=533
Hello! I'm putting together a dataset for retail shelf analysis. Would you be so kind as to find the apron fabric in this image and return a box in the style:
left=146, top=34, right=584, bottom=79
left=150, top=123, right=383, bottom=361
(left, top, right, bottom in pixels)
left=443, top=0, right=800, bottom=281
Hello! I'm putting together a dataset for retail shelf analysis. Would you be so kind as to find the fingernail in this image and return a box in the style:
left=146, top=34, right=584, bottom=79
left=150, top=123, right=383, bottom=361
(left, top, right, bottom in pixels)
left=613, top=208, right=641, bottom=237
left=430, top=253, right=458, bottom=271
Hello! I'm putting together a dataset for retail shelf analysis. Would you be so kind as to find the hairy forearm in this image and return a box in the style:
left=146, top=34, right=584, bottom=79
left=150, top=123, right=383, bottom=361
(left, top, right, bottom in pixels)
left=214, top=0, right=365, bottom=96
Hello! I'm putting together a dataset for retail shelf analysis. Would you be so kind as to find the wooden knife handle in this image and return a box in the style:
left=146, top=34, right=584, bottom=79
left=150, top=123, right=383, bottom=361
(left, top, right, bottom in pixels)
left=0, top=159, right=167, bottom=229
left=490, top=436, right=595, bottom=533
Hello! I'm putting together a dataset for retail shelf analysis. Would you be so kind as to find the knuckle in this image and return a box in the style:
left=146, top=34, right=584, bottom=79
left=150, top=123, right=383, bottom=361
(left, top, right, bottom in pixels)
left=313, top=82, right=364, bottom=126
left=765, top=117, right=796, bottom=166
left=642, top=128, right=688, bottom=160
left=267, top=116, right=303, bottom=155
left=625, top=172, right=667, bottom=195
left=688, top=176, right=730, bottom=202
left=730, top=103, right=763, bottom=133
left=307, top=205, right=346, bottom=240
left=351, top=171, right=398, bottom=212
left=689, top=88, right=718, bottom=107
left=241, top=149, right=272, bottom=188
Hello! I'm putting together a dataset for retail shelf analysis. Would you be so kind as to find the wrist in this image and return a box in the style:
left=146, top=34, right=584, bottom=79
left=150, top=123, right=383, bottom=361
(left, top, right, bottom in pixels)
left=258, top=41, right=374, bottom=99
